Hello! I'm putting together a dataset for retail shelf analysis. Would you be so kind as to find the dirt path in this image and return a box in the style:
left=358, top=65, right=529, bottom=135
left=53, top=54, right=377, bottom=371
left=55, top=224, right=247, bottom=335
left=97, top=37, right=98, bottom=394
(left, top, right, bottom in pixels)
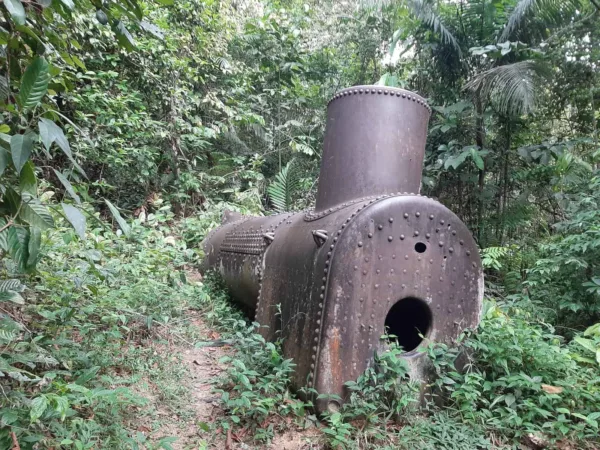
left=133, top=312, right=318, bottom=450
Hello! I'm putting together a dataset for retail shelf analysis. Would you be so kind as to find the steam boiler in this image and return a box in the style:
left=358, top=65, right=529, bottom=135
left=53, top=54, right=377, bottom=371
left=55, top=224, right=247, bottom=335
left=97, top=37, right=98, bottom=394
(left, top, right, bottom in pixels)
left=202, top=85, right=483, bottom=412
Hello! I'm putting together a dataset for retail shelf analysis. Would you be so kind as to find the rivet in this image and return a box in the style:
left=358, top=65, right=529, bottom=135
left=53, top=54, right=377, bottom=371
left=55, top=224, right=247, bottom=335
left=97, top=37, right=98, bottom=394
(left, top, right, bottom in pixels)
left=402, top=93, right=406, bottom=98
left=401, top=284, right=406, bottom=288
left=449, top=247, right=454, bottom=253
left=414, top=231, right=420, bottom=236
left=403, top=269, right=407, bottom=274
left=354, top=265, right=358, bottom=270
left=320, top=294, right=324, bottom=299
left=426, top=233, right=431, bottom=238
left=333, top=237, right=338, bottom=242
left=368, top=233, right=373, bottom=238
left=460, top=240, right=464, bottom=245
left=327, top=252, right=332, bottom=257
left=365, top=257, right=369, bottom=262
left=376, top=269, right=380, bottom=274
left=466, top=250, right=471, bottom=256
left=311, top=363, right=315, bottom=369
left=429, top=214, right=434, bottom=220
left=416, top=212, right=421, bottom=217
left=358, top=242, right=363, bottom=247
left=330, top=244, right=335, bottom=250
left=403, top=213, right=409, bottom=219
left=312, top=346, right=317, bottom=351
left=316, top=320, right=320, bottom=325
left=439, top=241, right=444, bottom=247
left=363, top=270, right=367, bottom=275
left=388, top=236, right=393, bottom=242
left=378, top=224, right=383, bottom=230
left=375, top=284, right=379, bottom=289
left=389, top=217, right=394, bottom=223
left=404, top=255, right=409, bottom=260
left=321, top=286, right=325, bottom=291
left=440, top=220, right=445, bottom=225
left=452, top=230, right=457, bottom=236
left=399, top=234, right=405, bottom=240
left=429, top=259, right=433, bottom=264
left=392, top=254, right=396, bottom=259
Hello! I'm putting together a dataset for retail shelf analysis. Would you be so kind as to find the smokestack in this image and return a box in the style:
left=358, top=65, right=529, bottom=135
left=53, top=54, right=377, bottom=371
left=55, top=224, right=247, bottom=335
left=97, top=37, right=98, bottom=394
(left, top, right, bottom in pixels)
left=315, top=86, right=431, bottom=213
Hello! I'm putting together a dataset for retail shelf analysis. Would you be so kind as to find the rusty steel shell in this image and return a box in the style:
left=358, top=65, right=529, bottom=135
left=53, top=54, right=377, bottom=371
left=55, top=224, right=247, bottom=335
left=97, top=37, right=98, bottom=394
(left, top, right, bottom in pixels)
left=316, top=86, right=430, bottom=213
left=201, top=86, right=483, bottom=413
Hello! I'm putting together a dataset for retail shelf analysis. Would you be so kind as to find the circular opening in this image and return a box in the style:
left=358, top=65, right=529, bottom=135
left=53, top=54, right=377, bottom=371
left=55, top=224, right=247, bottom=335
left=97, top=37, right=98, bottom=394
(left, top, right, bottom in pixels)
left=384, top=297, right=432, bottom=353
left=414, top=242, right=427, bottom=253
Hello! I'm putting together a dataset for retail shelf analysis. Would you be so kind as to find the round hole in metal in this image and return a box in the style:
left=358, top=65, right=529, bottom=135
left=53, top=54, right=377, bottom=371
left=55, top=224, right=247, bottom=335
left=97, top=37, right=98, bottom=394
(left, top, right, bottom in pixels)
left=414, top=242, right=427, bottom=253
left=384, top=297, right=432, bottom=353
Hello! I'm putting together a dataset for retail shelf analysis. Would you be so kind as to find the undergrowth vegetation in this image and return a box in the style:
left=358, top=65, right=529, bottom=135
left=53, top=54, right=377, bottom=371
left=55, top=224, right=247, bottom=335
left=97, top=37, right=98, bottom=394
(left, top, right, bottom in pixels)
left=2, top=0, right=600, bottom=448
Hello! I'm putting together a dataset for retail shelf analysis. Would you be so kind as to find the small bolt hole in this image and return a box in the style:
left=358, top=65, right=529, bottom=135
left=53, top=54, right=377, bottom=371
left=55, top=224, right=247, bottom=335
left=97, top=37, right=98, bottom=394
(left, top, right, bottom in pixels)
left=414, top=242, right=427, bottom=253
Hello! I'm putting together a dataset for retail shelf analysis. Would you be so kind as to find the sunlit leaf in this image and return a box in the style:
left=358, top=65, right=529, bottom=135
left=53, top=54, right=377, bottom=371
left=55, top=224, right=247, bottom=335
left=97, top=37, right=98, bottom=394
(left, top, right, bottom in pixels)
left=3, top=0, right=26, bottom=25
left=105, top=199, right=131, bottom=236
left=61, top=203, right=86, bottom=239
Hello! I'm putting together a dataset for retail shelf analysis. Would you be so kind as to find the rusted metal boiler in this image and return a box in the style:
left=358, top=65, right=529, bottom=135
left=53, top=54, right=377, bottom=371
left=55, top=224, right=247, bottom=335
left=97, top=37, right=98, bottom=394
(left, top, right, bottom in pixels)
left=202, top=85, right=483, bottom=412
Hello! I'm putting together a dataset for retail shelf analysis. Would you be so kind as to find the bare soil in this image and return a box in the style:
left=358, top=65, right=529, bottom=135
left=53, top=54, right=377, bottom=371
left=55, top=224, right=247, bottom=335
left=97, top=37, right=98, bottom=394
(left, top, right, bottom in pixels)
left=131, top=312, right=319, bottom=450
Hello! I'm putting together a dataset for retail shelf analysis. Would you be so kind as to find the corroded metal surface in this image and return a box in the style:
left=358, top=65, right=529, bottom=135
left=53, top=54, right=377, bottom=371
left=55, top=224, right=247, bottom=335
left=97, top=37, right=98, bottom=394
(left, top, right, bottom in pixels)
left=201, top=85, right=483, bottom=413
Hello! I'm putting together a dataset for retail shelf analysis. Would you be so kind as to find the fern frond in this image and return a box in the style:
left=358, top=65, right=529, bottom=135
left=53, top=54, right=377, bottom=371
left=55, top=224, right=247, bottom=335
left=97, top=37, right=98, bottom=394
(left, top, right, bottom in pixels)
left=267, top=159, right=300, bottom=213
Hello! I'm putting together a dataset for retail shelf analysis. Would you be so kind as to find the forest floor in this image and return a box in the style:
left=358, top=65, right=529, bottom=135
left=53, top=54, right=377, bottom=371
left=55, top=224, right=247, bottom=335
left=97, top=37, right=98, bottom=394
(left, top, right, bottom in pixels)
left=128, top=272, right=319, bottom=450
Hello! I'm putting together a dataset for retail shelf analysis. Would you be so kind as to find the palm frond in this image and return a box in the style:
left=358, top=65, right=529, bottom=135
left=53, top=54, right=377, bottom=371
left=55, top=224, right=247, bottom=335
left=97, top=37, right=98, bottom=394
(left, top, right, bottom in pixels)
left=464, top=60, right=550, bottom=116
left=267, top=159, right=300, bottom=213
left=359, top=0, right=461, bottom=55
left=500, top=0, right=581, bottom=42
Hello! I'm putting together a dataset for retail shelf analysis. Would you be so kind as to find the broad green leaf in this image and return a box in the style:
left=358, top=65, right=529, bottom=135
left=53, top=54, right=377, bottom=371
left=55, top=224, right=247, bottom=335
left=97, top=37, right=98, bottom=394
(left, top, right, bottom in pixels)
left=39, top=118, right=71, bottom=156
left=20, top=161, right=37, bottom=194
left=59, top=0, right=74, bottom=9
left=470, top=148, right=485, bottom=170
left=155, top=0, right=173, bottom=4
left=10, top=132, right=34, bottom=174
left=113, top=21, right=136, bottom=51
left=61, top=203, right=86, bottom=239
left=30, top=396, right=48, bottom=422
left=53, top=169, right=80, bottom=204
left=0, top=147, right=8, bottom=177
left=3, top=0, right=26, bottom=25
left=0, top=75, right=9, bottom=99
left=19, top=192, right=55, bottom=230
left=7, top=225, right=29, bottom=271
left=0, top=125, right=9, bottom=133
left=27, top=226, right=41, bottom=268
left=20, top=57, right=50, bottom=111
left=105, top=199, right=131, bottom=236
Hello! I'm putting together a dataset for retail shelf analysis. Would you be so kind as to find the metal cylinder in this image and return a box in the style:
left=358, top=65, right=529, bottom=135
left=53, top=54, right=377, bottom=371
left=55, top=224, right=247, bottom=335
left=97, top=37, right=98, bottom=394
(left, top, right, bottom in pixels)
left=315, top=86, right=431, bottom=213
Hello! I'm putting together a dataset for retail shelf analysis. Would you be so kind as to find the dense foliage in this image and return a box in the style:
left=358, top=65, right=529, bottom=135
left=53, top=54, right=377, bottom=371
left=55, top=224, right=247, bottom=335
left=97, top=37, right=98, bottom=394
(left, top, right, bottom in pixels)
left=2, top=0, right=600, bottom=448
